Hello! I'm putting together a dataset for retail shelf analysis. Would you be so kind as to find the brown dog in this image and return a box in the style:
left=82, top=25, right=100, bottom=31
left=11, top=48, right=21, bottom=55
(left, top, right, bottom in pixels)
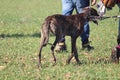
left=38, top=7, right=99, bottom=67
left=111, top=44, right=120, bottom=64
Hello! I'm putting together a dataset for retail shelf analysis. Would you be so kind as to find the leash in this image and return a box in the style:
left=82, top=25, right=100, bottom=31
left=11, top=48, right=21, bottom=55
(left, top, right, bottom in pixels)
left=99, top=15, right=120, bottom=20
left=90, top=15, right=120, bottom=20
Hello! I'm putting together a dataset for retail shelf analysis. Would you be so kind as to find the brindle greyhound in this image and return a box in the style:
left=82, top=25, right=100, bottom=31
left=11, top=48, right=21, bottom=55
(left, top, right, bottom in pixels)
left=38, top=7, right=99, bottom=67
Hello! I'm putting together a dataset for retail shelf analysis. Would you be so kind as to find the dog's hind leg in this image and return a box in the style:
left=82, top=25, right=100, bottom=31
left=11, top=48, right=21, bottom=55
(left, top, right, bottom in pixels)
left=38, top=34, right=46, bottom=68
left=38, top=33, right=47, bottom=68
left=38, top=26, right=49, bottom=68
left=38, top=43, right=43, bottom=68
left=50, top=36, right=60, bottom=65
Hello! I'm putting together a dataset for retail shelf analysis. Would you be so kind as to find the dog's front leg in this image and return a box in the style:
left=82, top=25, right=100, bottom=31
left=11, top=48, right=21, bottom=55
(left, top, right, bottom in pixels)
left=66, top=52, right=74, bottom=64
left=66, top=37, right=74, bottom=64
left=71, top=37, right=80, bottom=64
left=38, top=38, right=45, bottom=68
left=38, top=45, right=42, bottom=68
left=66, top=37, right=80, bottom=64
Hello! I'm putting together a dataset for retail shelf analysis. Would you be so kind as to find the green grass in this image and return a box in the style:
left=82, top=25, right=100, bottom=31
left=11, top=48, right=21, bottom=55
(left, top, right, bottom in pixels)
left=0, top=0, right=120, bottom=80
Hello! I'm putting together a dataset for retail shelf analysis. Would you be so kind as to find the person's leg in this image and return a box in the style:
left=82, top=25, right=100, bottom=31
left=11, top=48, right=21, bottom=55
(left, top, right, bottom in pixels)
left=60, top=0, right=74, bottom=42
left=75, top=0, right=94, bottom=50
left=80, top=21, right=89, bottom=45
left=55, top=0, right=74, bottom=52
left=62, top=0, right=74, bottom=15
left=75, top=0, right=89, bottom=13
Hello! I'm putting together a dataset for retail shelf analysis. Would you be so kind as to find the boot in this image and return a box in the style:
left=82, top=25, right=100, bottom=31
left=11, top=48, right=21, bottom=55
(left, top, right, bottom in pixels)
left=55, top=42, right=67, bottom=52
left=82, top=42, right=94, bottom=51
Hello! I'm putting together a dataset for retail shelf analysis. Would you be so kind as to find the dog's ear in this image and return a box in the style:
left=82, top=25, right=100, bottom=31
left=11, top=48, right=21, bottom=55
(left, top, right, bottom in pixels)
left=89, top=17, right=98, bottom=25
left=82, top=7, right=91, bottom=14
left=89, top=8, right=99, bottom=16
left=82, top=7, right=99, bottom=16
left=82, top=7, right=99, bottom=25
left=82, top=7, right=93, bottom=21
left=93, top=20, right=98, bottom=25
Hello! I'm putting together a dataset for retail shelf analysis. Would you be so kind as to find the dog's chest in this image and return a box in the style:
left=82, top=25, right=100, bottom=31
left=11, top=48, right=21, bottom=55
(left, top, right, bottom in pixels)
left=63, top=25, right=83, bottom=37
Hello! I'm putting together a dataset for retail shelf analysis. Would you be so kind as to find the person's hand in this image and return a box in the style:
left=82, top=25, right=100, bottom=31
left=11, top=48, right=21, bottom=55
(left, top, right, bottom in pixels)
left=91, top=0, right=97, bottom=6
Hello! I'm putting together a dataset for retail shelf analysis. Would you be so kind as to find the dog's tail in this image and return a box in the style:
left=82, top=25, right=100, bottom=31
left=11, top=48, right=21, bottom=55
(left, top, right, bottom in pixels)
left=38, top=19, right=50, bottom=67
left=40, top=20, right=50, bottom=46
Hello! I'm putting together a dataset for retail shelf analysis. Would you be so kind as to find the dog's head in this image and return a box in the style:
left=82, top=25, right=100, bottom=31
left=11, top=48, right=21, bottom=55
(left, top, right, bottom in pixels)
left=82, top=7, right=99, bottom=25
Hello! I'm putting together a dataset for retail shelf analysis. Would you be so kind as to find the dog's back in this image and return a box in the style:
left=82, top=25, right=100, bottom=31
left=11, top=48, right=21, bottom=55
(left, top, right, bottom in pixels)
left=44, top=13, right=88, bottom=37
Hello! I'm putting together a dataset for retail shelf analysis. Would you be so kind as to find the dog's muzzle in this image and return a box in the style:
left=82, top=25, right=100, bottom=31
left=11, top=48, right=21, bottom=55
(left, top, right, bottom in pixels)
left=96, top=1, right=106, bottom=16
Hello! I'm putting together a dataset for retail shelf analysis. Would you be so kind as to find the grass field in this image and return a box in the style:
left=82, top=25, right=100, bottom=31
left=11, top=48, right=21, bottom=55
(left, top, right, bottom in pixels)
left=0, top=0, right=120, bottom=80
